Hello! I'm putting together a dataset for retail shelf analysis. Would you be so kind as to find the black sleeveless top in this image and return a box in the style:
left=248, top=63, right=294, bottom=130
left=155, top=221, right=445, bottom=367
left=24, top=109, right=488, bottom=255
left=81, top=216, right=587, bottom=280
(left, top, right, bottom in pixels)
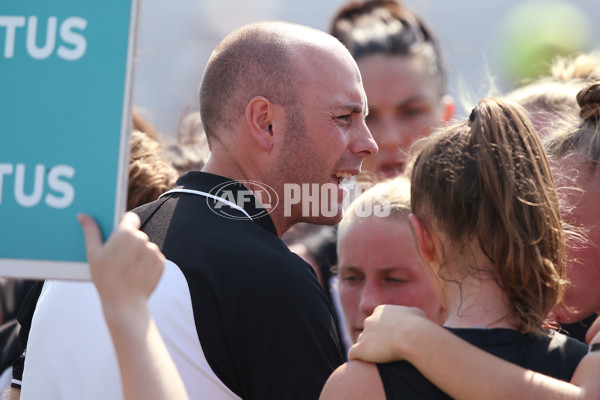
left=377, top=327, right=589, bottom=399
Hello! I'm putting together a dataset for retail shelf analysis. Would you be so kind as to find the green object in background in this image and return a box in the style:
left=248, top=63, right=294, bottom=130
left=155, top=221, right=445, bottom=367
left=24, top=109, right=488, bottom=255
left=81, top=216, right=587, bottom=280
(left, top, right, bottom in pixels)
left=493, top=0, right=592, bottom=85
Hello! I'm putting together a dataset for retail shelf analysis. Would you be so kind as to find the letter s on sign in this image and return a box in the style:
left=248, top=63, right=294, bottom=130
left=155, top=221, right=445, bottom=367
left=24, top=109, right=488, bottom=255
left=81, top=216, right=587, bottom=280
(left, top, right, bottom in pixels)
left=45, top=165, right=75, bottom=208
left=57, top=17, right=87, bottom=61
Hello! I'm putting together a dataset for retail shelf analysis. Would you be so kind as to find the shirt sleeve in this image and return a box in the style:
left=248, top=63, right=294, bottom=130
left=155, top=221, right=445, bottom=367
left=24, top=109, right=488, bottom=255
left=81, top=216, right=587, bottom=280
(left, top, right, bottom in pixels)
left=196, top=246, right=344, bottom=400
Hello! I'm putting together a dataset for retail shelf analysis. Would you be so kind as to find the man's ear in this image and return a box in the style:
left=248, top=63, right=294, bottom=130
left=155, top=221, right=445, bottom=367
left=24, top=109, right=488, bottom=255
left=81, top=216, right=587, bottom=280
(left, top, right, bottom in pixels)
left=441, top=95, right=456, bottom=123
left=245, top=96, right=275, bottom=152
left=409, top=213, right=436, bottom=262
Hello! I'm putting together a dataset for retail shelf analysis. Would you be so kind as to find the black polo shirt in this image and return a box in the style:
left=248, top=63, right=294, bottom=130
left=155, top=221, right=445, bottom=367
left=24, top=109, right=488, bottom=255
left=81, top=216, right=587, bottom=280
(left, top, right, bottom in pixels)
left=134, top=171, right=343, bottom=400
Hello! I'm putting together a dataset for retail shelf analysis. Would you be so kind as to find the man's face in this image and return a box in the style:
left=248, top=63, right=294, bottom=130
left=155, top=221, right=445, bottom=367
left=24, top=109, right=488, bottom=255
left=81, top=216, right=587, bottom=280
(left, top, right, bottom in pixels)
left=275, top=47, right=378, bottom=225
left=337, top=216, right=445, bottom=343
left=358, top=54, right=445, bottom=177
left=552, top=154, right=600, bottom=323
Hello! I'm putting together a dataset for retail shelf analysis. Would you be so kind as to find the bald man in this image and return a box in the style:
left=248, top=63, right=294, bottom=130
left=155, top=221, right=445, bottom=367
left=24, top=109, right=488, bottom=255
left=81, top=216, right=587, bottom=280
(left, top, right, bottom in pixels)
left=19, top=21, right=377, bottom=400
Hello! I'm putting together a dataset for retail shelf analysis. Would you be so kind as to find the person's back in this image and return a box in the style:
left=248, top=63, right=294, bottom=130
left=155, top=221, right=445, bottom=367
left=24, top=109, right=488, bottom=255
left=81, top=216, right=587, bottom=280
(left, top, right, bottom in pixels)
left=375, top=98, right=588, bottom=398
left=320, top=97, right=588, bottom=400
left=133, top=171, right=343, bottom=398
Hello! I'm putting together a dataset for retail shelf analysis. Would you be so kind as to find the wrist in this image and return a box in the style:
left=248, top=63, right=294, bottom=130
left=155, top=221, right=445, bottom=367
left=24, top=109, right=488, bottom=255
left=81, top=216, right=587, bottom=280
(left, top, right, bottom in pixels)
left=397, top=316, right=434, bottom=361
left=102, top=298, right=149, bottom=327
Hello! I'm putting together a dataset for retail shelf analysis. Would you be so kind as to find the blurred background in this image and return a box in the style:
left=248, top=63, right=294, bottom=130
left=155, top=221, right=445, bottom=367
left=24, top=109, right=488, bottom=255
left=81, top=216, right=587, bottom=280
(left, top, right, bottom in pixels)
left=133, top=0, right=600, bottom=137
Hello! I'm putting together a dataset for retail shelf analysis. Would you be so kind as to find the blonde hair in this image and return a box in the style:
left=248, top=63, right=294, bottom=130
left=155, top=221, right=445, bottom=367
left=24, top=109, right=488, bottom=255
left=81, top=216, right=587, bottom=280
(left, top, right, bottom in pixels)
left=550, top=52, right=600, bottom=82
left=504, top=52, right=600, bottom=138
left=507, top=79, right=581, bottom=116
left=410, top=98, right=566, bottom=333
left=338, top=176, right=411, bottom=238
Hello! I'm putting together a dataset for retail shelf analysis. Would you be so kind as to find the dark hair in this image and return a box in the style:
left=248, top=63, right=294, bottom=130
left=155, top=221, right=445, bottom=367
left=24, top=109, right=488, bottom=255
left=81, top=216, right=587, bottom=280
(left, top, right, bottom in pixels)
left=410, top=98, right=566, bottom=333
left=199, top=24, right=298, bottom=142
left=330, top=0, right=445, bottom=94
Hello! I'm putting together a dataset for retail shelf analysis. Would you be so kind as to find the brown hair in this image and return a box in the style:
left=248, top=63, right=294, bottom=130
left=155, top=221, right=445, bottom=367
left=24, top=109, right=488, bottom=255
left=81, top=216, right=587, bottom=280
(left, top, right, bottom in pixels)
left=544, top=82, right=600, bottom=164
left=330, top=0, right=446, bottom=95
left=410, top=98, right=566, bottom=333
left=128, top=130, right=178, bottom=210
left=132, top=108, right=159, bottom=141
left=167, top=110, right=212, bottom=174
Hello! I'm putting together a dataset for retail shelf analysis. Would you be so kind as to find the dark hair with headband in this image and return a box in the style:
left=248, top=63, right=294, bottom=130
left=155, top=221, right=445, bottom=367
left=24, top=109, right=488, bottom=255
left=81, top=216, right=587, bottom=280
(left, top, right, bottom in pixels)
left=330, top=0, right=446, bottom=95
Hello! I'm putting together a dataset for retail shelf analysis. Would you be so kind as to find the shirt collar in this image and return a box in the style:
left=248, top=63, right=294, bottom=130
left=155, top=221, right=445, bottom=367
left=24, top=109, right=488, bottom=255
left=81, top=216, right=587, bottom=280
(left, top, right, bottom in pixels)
left=173, top=171, right=278, bottom=236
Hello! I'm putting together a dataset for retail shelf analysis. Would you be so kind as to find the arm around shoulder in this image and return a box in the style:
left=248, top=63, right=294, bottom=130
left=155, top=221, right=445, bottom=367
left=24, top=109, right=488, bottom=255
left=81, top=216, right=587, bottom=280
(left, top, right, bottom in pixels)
left=319, top=361, right=386, bottom=400
left=349, top=305, right=599, bottom=400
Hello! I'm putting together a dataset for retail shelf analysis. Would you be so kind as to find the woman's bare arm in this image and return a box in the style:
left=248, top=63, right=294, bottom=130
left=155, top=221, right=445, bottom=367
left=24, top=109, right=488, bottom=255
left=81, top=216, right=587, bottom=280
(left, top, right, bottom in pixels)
left=319, top=361, right=385, bottom=400
left=349, top=305, right=600, bottom=400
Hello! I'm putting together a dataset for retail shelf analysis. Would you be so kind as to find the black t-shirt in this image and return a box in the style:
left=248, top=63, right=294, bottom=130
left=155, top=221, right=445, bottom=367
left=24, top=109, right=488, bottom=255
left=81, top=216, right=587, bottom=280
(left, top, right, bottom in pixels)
left=377, top=327, right=589, bottom=400
left=0, top=279, right=38, bottom=324
left=134, top=171, right=344, bottom=400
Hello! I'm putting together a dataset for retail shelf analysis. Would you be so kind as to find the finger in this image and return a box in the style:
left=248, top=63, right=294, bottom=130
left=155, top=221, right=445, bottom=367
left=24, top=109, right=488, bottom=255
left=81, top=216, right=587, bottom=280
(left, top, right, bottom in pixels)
left=78, top=214, right=103, bottom=258
left=347, top=343, right=360, bottom=361
left=120, top=211, right=141, bottom=230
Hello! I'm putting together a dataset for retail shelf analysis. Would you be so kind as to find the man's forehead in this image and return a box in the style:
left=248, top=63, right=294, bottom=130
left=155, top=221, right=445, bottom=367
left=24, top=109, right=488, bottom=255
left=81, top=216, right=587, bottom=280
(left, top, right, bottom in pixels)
left=295, top=51, right=365, bottom=100
left=325, top=82, right=368, bottom=112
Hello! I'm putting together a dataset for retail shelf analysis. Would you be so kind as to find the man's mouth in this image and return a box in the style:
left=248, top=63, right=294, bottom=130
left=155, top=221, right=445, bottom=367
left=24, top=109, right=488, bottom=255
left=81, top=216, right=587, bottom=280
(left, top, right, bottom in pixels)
left=333, top=171, right=354, bottom=185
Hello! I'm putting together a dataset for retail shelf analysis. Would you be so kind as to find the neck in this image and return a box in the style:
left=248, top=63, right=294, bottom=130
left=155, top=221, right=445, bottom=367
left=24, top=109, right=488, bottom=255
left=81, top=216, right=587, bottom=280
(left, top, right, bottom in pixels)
left=203, top=154, right=291, bottom=238
left=265, top=205, right=296, bottom=238
left=442, top=274, right=518, bottom=330
left=203, top=152, right=248, bottom=182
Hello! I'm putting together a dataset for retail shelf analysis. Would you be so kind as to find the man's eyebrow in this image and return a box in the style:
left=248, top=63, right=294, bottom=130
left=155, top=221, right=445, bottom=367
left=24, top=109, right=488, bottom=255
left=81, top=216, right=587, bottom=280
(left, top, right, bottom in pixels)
left=338, top=103, right=368, bottom=115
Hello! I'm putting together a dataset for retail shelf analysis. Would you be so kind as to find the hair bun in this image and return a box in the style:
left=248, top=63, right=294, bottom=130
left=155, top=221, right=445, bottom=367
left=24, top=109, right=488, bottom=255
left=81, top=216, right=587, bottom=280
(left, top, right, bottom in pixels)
left=576, top=82, right=600, bottom=122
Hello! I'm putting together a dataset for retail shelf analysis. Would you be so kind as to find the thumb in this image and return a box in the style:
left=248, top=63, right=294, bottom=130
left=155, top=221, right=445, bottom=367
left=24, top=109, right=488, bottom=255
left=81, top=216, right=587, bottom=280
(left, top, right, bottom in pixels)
left=78, top=213, right=103, bottom=259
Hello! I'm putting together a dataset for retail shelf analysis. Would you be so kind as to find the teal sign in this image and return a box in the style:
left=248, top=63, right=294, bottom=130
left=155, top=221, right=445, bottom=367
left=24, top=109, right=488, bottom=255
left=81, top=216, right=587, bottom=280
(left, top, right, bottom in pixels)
left=0, top=1, right=138, bottom=279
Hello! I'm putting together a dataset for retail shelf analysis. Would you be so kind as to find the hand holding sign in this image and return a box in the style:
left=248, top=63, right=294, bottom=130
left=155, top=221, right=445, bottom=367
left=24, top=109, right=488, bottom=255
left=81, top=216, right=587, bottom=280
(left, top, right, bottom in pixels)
left=78, top=212, right=165, bottom=316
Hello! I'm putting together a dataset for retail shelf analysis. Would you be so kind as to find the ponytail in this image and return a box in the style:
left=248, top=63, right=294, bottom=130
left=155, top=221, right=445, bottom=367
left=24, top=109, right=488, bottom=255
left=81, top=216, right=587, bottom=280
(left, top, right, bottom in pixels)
left=411, top=98, right=566, bottom=333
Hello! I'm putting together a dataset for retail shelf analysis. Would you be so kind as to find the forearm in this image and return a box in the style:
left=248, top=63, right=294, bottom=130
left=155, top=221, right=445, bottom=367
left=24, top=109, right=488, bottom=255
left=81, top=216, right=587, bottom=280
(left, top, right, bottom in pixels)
left=569, top=352, right=600, bottom=399
left=103, top=303, right=189, bottom=400
left=2, top=388, right=20, bottom=400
